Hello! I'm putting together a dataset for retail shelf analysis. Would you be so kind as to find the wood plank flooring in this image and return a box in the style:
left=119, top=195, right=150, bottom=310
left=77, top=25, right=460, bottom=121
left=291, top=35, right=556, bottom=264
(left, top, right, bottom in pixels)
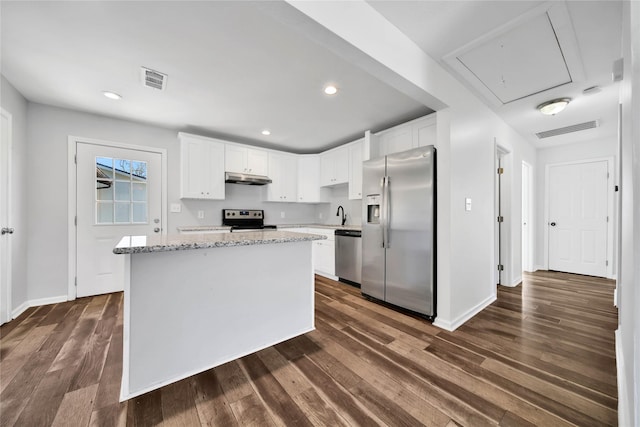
left=0, top=271, right=618, bottom=426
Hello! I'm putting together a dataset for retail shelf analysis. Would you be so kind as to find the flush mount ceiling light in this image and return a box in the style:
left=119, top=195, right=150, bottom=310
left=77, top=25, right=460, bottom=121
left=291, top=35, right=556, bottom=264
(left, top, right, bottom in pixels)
left=261, top=130, right=271, bottom=136
left=103, top=91, right=122, bottom=100
left=537, top=98, right=571, bottom=115
left=323, top=85, right=338, bottom=95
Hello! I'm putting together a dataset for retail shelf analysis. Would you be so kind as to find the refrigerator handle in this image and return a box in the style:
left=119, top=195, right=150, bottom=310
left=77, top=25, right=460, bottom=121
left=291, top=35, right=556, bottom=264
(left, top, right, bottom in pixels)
left=383, top=175, right=390, bottom=248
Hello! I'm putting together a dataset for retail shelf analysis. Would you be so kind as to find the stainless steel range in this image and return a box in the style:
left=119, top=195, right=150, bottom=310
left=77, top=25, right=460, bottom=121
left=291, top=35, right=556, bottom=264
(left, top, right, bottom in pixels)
left=222, top=209, right=277, bottom=232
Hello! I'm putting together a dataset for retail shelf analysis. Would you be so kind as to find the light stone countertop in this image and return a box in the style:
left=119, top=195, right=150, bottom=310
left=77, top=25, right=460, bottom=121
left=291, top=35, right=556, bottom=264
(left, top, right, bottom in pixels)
left=114, top=230, right=326, bottom=254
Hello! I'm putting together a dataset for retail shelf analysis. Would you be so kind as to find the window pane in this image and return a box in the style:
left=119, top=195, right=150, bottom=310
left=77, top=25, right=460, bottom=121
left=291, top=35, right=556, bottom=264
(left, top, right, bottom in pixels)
left=115, top=181, right=131, bottom=201
left=132, top=203, right=147, bottom=223
left=115, top=159, right=131, bottom=178
left=97, top=185, right=113, bottom=201
left=132, top=183, right=147, bottom=202
left=131, top=161, right=147, bottom=181
left=97, top=202, right=113, bottom=224
left=115, top=202, right=130, bottom=223
left=96, top=157, right=113, bottom=179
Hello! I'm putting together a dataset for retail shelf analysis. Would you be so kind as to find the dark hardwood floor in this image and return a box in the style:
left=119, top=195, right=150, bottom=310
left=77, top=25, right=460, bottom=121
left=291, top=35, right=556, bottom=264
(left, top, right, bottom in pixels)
left=0, top=271, right=617, bottom=426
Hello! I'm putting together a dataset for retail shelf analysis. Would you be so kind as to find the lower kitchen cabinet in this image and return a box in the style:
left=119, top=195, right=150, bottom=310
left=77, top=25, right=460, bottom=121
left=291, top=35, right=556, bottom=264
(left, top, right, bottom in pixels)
left=307, top=228, right=336, bottom=278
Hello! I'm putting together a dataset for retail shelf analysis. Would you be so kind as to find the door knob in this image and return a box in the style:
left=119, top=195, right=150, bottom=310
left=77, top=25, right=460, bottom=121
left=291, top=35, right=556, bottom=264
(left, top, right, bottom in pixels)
left=153, top=227, right=160, bottom=233
left=1, top=227, right=14, bottom=235
left=550, top=222, right=556, bottom=227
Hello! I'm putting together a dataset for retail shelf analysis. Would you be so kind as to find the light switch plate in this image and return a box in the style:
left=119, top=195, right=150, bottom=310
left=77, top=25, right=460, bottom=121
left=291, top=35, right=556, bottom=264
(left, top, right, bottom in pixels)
left=465, top=198, right=472, bottom=211
left=197, top=210, right=205, bottom=219
left=170, top=203, right=182, bottom=213
left=280, top=211, right=285, bottom=218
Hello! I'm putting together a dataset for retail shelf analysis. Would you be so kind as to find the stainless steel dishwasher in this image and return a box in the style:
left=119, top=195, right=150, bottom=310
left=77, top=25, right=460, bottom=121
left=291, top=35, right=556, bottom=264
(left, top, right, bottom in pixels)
left=335, top=229, right=362, bottom=286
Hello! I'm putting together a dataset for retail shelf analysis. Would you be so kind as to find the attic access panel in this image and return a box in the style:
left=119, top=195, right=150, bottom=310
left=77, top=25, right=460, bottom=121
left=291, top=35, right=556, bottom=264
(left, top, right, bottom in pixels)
left=456, top=12, right=571, bottom=104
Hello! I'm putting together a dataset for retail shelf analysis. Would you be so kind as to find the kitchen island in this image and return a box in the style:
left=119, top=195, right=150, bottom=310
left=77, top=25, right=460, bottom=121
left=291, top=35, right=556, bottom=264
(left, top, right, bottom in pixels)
left=114, top=230, right=325, bottom=401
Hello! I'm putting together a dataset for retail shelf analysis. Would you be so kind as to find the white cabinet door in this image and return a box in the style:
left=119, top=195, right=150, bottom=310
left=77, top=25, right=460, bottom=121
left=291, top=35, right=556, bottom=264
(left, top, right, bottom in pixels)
left=349, top=140, right=363, bottom=200
left=247, top=148, right=268, bottom=176
left=297, top=155, right=325, bottom=203
left=224, top=145, right=247, bottom=174
left=225, top=145, right=268, bottom=175
left=320, top=146, right=349, bottom=186
left=414, top=116, right=437, bottom=147
left=267, top=152, right=297, bottom=202
left=180, top=134, right=225, bottom=200
left=314, top=240, right=335, bottom=275
left=378, top=126, right=413, bottom=156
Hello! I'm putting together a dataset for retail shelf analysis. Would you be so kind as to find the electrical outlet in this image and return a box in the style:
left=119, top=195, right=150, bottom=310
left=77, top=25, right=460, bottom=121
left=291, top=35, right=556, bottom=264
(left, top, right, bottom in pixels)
left=319, top=212, right=323, bottom=219
left=465, top=198, right=472, bottom=211
left=197, top=210, right=205, bottom=219
left=170, top=203, right=182, bottom=213
left=280, top=211, right=285, bottom=219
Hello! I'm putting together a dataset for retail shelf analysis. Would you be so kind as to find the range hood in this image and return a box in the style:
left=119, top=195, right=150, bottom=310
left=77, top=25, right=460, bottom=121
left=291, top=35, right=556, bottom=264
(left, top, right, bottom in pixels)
left=225, top=172, right=272, bottom=185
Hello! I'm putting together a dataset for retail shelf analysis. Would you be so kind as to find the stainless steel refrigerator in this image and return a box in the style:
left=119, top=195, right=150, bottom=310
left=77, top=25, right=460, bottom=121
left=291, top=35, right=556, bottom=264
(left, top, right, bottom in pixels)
left=361, top=145, right=436, bottom=320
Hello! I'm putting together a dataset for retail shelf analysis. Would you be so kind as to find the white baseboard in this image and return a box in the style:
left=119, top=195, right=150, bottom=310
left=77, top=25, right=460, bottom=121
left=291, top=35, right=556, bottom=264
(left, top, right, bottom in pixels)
left=315, top=271, right=338, bottom=281
left=499, top=276, right=522, bottom=288
left=11, top=295, right=68, bottom=320
left=11, top=301, right=30, bottom=319
left=533, top=265, right=545, bottom=272
left=615, top=329, right=631, bottom=427
left=433, top=294, right=496, bottom=332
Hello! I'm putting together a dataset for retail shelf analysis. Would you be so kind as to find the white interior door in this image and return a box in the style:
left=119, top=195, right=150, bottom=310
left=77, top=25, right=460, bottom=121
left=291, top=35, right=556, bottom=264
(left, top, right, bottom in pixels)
left=1, top=109, right=12, bottom=323
left=76, top=142, right=162, bottom=297
left=548, top=160, right=608, bottom=277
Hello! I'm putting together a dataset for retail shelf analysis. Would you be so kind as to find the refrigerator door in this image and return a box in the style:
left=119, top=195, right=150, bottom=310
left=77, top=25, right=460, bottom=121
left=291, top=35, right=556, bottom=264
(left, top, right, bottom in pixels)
left=361, top=156, right=386, bottom=301
left=384, top=146, right=436, bottom=316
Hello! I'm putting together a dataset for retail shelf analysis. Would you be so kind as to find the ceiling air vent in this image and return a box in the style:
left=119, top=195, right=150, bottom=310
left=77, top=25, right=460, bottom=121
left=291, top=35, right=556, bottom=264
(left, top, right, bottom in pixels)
left=141, top=67, right=167, bottom=91
left=535, top=120, right=599, bottom=139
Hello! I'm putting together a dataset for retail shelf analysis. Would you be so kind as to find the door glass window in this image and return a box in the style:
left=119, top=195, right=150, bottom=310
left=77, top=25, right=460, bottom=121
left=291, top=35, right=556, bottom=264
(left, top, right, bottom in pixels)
left=95, top=157, right=148, bottom=224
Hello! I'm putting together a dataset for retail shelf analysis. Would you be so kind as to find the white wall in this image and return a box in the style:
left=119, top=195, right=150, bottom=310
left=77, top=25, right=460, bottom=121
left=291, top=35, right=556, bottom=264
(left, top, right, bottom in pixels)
left=25, top=103, right=320, bottom=301
left=1, top=76, right=29, bottom=315
left=617, top=1, right=640, bottom=425
left=535, top=136, right=618, bottom=272
left=284, top=1, right=537, bottom=329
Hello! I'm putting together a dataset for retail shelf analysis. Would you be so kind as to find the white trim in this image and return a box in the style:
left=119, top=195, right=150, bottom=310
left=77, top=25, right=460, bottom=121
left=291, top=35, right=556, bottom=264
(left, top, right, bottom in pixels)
left=315, top=271, right=338, bottom=281
left=502, top=275, right=522, bottom=288
left=615, top=329, right=631, bottom=427
left=543, top=157, right=615, bottom=278
left=67, top=135, right=168, bottom=301
left=1, top=108, right=13, bottom=324
left=534, top=264, right=545, bottom=272
left=433, top=294, right=496, bottom=331
left=11, top=295, right=68, bottom=320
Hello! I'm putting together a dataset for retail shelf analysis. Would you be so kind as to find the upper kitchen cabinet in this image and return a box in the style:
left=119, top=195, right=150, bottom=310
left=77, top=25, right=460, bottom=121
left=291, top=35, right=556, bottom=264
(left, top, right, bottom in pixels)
left=225, top=144, right=268, bottom=176
left=348, top=140, right=363, bottom=200
left=320, top=145, right=349, bottom=187
left=179, top=133, right=225, bottom=200
left=266, top=152, right=297, bottom=202
left=377, top=114, right=437, bottom=156
left=297, top=155, right=328, bottom=203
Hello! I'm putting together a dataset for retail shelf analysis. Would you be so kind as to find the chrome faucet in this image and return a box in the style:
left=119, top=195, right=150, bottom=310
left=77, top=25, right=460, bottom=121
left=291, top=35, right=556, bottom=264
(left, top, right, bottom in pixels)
left=336, top=205, right=346, bottom=226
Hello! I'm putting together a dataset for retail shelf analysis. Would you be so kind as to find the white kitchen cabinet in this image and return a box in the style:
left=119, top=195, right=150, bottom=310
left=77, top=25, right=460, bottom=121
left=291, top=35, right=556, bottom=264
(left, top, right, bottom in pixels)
left=376, top=113, right=437, bottom=156
left=348, top=140, right=363, bottom=200
left=413, top=115, right=437, bottom=147
left=266, top=152, right=297, bottom=202
left=378, top=125, right=413, bottom=157
left=307, top=228, right=336, bottom=278
left=179, top=133, right=225, bottom=200
left=320, top=146, right=349, bottom=186
left=297, top=155, right=327, bottom=203
left=225, top=144, right=268, bottom=176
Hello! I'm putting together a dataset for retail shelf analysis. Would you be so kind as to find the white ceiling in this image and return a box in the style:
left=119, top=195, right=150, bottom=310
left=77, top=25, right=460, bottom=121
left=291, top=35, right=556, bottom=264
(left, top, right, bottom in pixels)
left=1, top=1, right=623, bottom=152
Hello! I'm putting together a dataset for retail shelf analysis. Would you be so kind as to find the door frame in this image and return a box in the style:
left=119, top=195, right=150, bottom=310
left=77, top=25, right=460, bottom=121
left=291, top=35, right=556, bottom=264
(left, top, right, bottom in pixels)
left=495, top=143, right=512, bottom=286
left=67, top=136, right=168, bottom=300
left=543, top=157, right=614, bottom=278
left=1, top=108, right=13, bottom=323
left=522, top=161, right=534, bottom=272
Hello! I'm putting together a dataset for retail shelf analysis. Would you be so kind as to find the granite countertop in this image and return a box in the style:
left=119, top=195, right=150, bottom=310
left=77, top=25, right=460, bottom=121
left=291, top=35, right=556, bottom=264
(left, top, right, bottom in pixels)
left=114, top=230, right=326, bottom=254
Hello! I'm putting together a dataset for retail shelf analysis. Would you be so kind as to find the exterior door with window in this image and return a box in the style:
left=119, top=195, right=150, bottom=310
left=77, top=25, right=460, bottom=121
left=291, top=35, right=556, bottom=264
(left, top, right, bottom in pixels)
left=548, top=160, right=608, bottom=277
left=76, top=142, right=162, bottom=297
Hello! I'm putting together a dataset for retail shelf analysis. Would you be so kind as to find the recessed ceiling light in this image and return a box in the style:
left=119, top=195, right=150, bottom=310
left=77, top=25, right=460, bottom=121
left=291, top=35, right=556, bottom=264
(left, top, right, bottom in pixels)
left=103, top=91, right=122, bottom=100
left=261, top=130, right=271, bottom=136
left=537, top=98, right=571, bottom=115
left=324, top=85, right=338, bottom=95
